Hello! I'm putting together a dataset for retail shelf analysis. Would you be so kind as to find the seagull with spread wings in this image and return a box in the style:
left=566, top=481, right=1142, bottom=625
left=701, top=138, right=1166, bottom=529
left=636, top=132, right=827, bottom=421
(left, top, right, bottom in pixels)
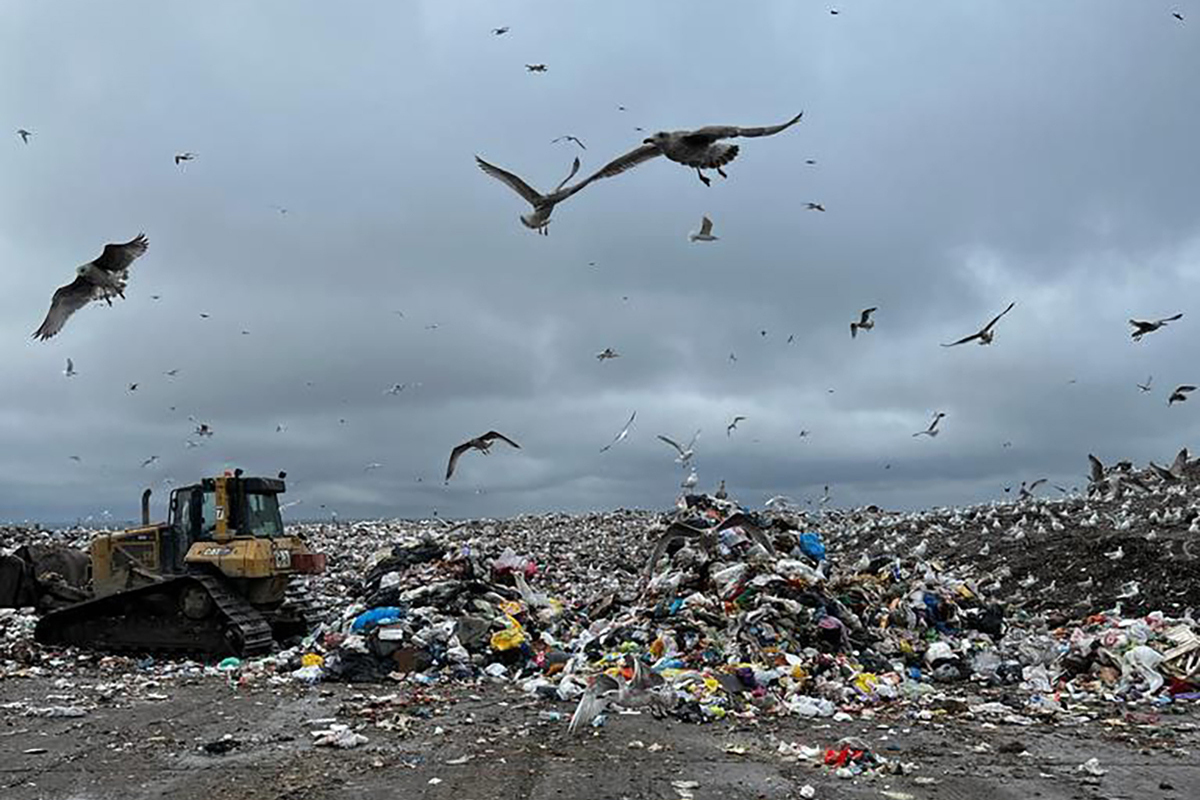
left=689, top=215, right=718, bottom=242
left=592, top=111, right=805, bottom=187
left=174, top=152, right=197, bottom=166
left=850, top=307, right=877, bottom=338
left=657, top=430, right=700, bottom=465
left=913, top=412, right=946, bottom=437
left=600, top=412, right=636, bottom=452
left=941, top=302, right=1015, bottom=347
left=552, top=135, right=586, bottom=150
left=476, top=155, right=625, bottom=235
left=33, top=234, right=149, bottom=340
left=596, top=347, right=619, bottom=361
left=444, top=431, right=521, bottom=483
left=1137, top=376, right=1154, bottom=393
left=17, top=129, right=32, bottom=144
left=1168, top=385, right=1196, bottom=406
left=726, top=415, right=747, bottom=436
left=1129, top=313, right=1182, bottom=341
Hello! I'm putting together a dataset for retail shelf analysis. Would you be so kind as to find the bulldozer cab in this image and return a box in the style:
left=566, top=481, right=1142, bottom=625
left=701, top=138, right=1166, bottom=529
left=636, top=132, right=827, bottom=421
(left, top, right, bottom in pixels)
left=164, top=474, right=286, bottom=571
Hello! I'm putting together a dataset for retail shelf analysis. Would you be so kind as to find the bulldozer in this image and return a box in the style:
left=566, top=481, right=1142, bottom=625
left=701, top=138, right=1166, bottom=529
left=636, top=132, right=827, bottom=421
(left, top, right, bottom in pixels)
left=33, top=469, right=326, bottom=658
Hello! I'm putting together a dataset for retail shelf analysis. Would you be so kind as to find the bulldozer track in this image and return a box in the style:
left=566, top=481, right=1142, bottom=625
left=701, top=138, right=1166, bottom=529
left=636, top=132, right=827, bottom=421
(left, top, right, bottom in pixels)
left=35, top=573, right=273, bottom=659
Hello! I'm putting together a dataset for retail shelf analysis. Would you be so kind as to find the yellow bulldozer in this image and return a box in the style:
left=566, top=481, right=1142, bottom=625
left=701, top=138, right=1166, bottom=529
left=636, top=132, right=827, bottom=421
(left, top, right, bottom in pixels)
left=34, top=469, right=325, bottom=658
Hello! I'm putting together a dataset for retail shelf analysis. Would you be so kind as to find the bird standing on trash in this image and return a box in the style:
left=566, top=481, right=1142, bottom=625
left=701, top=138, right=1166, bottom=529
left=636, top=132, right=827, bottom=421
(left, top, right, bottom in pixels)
left=444, top=431, right=521, bottom=482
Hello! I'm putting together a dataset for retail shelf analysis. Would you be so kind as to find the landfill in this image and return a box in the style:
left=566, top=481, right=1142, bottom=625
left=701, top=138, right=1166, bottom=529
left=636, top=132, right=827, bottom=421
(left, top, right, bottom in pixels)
left=2, top=453, right=1199, bottom=797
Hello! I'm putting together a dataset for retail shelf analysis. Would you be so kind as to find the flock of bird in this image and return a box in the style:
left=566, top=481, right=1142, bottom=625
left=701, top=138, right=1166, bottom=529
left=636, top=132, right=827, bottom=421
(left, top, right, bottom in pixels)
left=13, top=9, right=1197, bottom=507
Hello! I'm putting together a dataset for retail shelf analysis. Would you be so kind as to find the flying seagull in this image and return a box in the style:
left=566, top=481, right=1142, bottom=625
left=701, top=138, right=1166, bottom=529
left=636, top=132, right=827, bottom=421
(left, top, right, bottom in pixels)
left=141, top=455, right=159, bottom=468
left=174, top=152, right=197, bottom=166
left=941, top=302, right=1016, bottom=347
left=1173, top=11, right=1184, bottom=22
left=525, top=64, right=547, bottom=72
left=364, top=462, right=383, bottom=472
left=63, top=358, right=77, bottom=378
left=1168, top=385, right=1196, bottom=406
left=600, top=412, right=636, bottom=452
left=17, top=129, right=31, bottom=144
left=657, top=430, right=700, bottom=465
left=33, top=234, right=149, bottom=340
left=689, top=215, right=718, bottom=242
left=596, top=347, right=619, bottom=361
left=913, top=412, right=946, bottom=437
left=445, top=431, right=521, bottom=483
left=476, top=155, right=604, bottom=234
left=805, top=202, right=826, bottom=212
left=384, top=383, right=407, bottom=395
left=588, top=110, right=805, bottom=187
left=492, top=26, right=509, bottom=35
left=1137, top=376, right=1153, bottom=393
left=1129, top=313, right=1182, bottom=341
left=127, top=382, right=139, bottom=392
left=850, top=307, right=877, bottom=338
left=552, top=135, right=586, bottom=150
left=726, top=415, right=747, bottom=436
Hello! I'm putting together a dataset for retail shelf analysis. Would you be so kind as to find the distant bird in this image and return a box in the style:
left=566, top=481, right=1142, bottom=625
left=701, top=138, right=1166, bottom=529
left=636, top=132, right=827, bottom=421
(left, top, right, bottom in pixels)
left=364, top=462, right=383, bottom=472
left=657, top=430, right=700, bottom=465
left=729, top=352, right=738, bottom=363
left=1168, top=385, right=1196, bottom=406
left=798, top=429, right=810, bottom=438
left=164, top=369, right=179, bottom=377
left=1129, top=313, right=1182, bottom=341
left=805, top=202, right=826, bottom=212
left=830, top=8, right=840, bottom=14
left=1137, top=376, right=1154, bottom=393
left=804, top=159, right=816, bottom=165
left=681, top=469, right=698, bottom=490
left=913, top=412, right=946, bottom=437
left=141, top=456, right=159, bottom=468
left=552, top=135, right=586, bottom=150
left=194, top=423, right=213, bottom=437
left=941, top=302, right=1016, bottom=347
left=525, top=64, right=547, bottom=72
left=276, top=424, right=287, bottom=433
left=385, top=383, right=407, bottom=395
left=17, top=129, right=31, bottom=144
left=594, top=111, right=805, bottom=187
left=600, top=412, right=636, bottom=452
left=850, top=307, right=877, bottom=338
left=63, top=358, right=77, bottom=378
left=174, top=152, right=197, bottom=166
left=128, top=382, right=139, bottom=392
left=596, top=347, right=620, bottom=361
left=445, top=431, right=521, bottom=482
left=1173, top=11, right=1184, bottom=22
left=150, top=295, right=161, bottom=301
left=714, top=480, right=727, bottom=500
left=69, top=455, right=81, bottom=462
left=492, top=26, right=509, bottom=35
left=1018, top=478, right=1047, bottom=500
left=199, top=313, right=210, bottom=319
left=726, top=415, right=747, bottom=436
left=32, top=234, right=149, bottom=340
left=689, top=215, right=719, bottom=242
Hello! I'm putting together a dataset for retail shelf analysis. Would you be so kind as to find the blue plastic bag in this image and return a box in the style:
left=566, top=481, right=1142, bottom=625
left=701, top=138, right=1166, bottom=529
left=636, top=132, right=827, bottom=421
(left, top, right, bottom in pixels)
left=352, top=606, right=405, bottom=632
left=799, top=532, right=826, bottom=562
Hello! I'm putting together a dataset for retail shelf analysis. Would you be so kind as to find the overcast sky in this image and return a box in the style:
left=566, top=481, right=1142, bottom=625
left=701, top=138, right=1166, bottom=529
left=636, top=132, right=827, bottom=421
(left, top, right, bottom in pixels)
left=2, top=1, right=1199, bottom=525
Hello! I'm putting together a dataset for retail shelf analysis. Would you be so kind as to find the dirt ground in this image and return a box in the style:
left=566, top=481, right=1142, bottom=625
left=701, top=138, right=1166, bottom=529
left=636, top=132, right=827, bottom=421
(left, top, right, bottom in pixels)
left=1, top=676, right=1196, bottom=800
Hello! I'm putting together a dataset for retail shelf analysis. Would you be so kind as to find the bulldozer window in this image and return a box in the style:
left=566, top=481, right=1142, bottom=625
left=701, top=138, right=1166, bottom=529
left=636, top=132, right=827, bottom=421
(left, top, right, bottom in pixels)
left=244, top=492, right=283, bottom=537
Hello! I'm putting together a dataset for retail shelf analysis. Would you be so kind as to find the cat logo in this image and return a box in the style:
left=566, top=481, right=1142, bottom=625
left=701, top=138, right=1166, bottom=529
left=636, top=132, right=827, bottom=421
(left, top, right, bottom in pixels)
left=200, top=546, right=233, bottom=557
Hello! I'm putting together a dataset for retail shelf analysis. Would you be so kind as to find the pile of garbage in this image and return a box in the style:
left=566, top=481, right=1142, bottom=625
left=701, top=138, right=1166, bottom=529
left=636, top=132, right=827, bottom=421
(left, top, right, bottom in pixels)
left=3, top=449, right=1199, bottom=730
